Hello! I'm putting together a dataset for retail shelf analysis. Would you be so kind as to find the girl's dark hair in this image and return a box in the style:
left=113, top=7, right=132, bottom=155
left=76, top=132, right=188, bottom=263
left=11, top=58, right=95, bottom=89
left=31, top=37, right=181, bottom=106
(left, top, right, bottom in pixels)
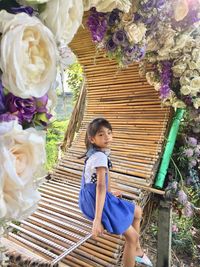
left=85, top=118, right=112, bottom=150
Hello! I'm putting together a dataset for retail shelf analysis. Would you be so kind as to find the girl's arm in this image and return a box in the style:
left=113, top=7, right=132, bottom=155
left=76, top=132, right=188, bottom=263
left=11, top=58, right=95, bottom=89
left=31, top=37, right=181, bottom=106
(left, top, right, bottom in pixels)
left=92, top=166, right=106, bottom=238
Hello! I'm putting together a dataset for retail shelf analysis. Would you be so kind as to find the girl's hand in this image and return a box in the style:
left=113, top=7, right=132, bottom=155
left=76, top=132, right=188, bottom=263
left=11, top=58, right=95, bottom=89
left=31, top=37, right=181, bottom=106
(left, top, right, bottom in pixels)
left=92, top=219, right=104, bottom=238
left=112, top=190, right=122, bottom=197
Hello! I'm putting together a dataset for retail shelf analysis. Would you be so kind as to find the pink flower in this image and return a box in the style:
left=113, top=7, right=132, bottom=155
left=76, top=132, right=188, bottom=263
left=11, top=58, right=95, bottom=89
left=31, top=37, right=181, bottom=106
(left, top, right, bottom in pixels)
left=172, top=224, right=179, bottom=233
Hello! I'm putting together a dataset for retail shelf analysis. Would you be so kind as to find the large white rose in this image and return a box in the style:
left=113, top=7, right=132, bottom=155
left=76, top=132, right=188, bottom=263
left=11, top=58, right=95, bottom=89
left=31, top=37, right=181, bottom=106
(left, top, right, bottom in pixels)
left=0, top=120, right=46, bottom=220
left=83, top=0, right=131, bottom=13
left=0, top=10, right=57, bottom=99
left=40, top=0, right=83, bottom=44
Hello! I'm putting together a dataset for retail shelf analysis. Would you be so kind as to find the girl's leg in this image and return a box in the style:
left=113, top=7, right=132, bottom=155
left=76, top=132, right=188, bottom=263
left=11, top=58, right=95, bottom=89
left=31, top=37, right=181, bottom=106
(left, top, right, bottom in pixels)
left=132, top=205, right=143, bottom=256
left=123, top=225, right=139, bottom=267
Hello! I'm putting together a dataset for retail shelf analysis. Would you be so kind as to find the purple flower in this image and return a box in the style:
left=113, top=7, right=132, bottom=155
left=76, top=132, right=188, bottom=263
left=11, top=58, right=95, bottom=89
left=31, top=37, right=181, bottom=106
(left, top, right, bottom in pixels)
left=171, top=181, right=178, bottom=190
left=87, top=9, right=107, bottom=42
left=160, top=61, right=172, bottom=99
left=187, top=137, right=198, bottom=147
left=177, top=190, right=187, bottom=205
left=5, top=93, right=36, bottom=124
left=172, top=224, right=179, bottom=233
left=194, top=147, right=200, bottom=156
left=124, top=45, right=137, bottom=57
left=10, top=6, right=34, bottom=16
left=189, top=159, right=197, bottom=168
left=184, top=148, right=193, bottom=158
left=0, top=80, right=6, bottom=114
left=108, top=9, right=120, bottom=26
left=113, top=30, right=127, bottom=46
left=155, top=0, right=165, bottom=8
left=0, top=113, right=17, bottom=123
left=183, top=202, right=193, bottom=218
left=141, top=0, right=155, bottom=12
left=106, top=38, right=117, bottom=52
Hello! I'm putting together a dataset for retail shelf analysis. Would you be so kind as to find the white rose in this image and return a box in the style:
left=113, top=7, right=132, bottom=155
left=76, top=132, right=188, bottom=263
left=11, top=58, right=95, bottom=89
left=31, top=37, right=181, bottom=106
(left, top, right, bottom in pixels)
left=190, top=77, right=200, bottom=89
left=146, top=36, right=159, bottom=52
left=172, top=99, right=186, bottom=109
left=172, top=63, right=187, bottom=77
left=192, top=48, right=200, bottom=62
left=158, top=27, right=176, bottom=57
left=146, top=71, right=158, bottom=85
left=193, top=98, right=200, bottom=109
left=180, top=85, right=191, bottom=95
left=173, top=0, right=189, bottom=22
left=83, top=0, right=131, bottom=13
left=0, top=120, right=46, bottom=220
left=0, top=10, right=57, bottom=99
left=125, top=23, right=146, bottom=44
left=40, top=0, right=83, bottom=44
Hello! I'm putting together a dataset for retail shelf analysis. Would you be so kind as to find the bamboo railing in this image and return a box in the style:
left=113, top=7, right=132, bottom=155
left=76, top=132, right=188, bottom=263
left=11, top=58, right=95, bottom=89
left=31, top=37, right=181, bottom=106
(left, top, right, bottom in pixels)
left=3, top=14, right=171, bottom=266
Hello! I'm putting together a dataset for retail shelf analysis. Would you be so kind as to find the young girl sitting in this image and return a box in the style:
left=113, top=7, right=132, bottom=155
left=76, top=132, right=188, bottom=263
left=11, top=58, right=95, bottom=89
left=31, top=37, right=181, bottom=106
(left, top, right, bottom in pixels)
left=79, top=118, right=152, bottom=267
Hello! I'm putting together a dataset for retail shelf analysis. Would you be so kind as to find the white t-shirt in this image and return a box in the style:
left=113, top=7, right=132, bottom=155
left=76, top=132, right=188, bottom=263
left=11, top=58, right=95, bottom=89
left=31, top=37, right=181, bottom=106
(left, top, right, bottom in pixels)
left=84, top=152, right=108, bottom=183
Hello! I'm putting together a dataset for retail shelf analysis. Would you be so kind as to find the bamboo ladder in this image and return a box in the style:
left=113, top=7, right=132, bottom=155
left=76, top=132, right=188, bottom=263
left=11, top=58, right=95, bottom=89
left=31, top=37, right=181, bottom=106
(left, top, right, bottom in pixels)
left=3, top=14, right=171, bottom=267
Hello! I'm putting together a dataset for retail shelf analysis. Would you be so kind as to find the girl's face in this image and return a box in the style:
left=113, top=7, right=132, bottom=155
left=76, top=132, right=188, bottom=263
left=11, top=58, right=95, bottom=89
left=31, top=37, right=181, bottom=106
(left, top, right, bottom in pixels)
left=90, top=126, right=112, bottom=149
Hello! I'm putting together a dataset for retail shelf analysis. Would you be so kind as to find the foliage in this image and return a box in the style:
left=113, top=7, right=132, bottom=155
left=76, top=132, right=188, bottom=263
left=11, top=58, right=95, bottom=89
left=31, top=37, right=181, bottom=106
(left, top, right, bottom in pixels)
left=66, top=62, right=83, bottom=103
left=172, top=214, right=199, bottom=259
left=46, top=120, right=69, bottom=170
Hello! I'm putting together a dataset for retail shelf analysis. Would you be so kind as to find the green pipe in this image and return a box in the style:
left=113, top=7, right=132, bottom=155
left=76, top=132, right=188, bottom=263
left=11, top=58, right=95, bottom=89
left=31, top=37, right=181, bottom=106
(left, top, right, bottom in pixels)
left=154, top=108, right=185, bottom=189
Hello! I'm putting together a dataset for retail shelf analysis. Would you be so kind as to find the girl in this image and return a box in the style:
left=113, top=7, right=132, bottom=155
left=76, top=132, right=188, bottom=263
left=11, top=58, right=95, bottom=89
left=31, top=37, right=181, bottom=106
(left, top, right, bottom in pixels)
left=79, top=118, right=152, bottom=267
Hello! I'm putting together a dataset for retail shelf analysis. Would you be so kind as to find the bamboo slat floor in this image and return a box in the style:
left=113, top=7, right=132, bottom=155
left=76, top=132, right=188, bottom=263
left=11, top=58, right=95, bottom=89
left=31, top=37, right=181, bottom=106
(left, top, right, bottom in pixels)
left=3, top=14, right=171, bottom=266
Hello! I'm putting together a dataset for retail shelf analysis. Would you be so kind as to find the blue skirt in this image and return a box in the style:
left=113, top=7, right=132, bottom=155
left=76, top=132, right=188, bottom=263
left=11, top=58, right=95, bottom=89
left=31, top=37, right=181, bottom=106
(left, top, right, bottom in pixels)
left=79, top=183, right=135, bottom=235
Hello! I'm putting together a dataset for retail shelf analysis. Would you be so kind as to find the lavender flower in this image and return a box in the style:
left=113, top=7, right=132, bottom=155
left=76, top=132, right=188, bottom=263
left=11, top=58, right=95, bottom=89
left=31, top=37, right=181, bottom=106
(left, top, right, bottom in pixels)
left=0, top=113, right=17, bottom=123
left=177, top=190, right=188, bottom=205
left=183, top=202, right=193, bottom=217
left=140, top=0, right=155, bottom=12
left=194, top=147, right=200, bottom=156
left=187, top=137, right=198, bottom=147
left=189, top=159, right=197, bottom=168
left=113, top=30, right=127, bottom=46
left=106, top=38, right=117, bottom=52
left=171, top=181, right=178, bottom=191
left=108, top=9, right=120, bottom=26
left=184, top=148, right=194, bottom=157
left=87, top=8, right=107, bottom=42
left=160, top=61, right=172, bottom=99
left=124, top=46, right=137, bottom=57
left=5, top=93, right=36, bottom=124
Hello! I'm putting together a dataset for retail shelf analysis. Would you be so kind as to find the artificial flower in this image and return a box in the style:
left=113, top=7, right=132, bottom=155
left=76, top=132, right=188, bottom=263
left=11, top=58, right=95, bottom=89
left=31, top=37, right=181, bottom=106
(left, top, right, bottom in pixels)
left=83, top=0, right=131, bottom=13
left=193, top=98, right=200, bottom=109
left=40, top=0, right=83, bottom=44
left=180, top=86, right=191, bottom=96
left=125, top=23, right=146, bottom=44
left=173, top=0, right=189, bottom=22
left=172, top=63, right=187, bottom=77
left=0, top=120, right=46, bottom=220
left=0, top=10, right=57, bottom=99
